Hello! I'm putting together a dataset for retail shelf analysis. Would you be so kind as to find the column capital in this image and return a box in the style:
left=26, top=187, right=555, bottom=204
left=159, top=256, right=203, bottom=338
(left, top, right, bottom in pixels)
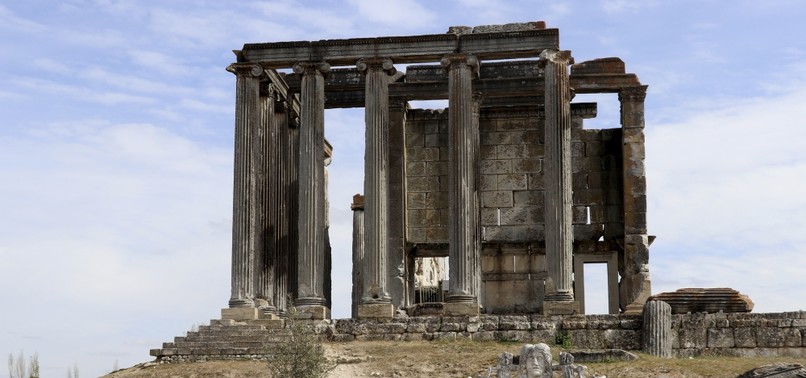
left=356, top=57, right=396, bottom=75
left=292, top=61, right=331, bottom=78
left=226, top=63, right=264, bottom=77
left=619, top=85, right=648, bottom=102
left=538, top=49, right=574, bottom=66
left=440, top=53, right=480, bottom=76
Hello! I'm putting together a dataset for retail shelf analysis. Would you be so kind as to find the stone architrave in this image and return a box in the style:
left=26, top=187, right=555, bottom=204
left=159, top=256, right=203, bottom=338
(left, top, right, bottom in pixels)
left=357, top=58, right=396, bottom=311
left=441, top=53, right=481, bottom=315
left=540, top=49, right=578, bottom=311
left=292, top=61, right=330, bottom=318
left=225, top=63, right=263, bottom=310
left=619, top=85, right=651, bottom=314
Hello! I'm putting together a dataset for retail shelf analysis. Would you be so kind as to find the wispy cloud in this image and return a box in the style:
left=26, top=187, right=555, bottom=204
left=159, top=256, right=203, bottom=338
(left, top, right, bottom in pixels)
left=0, top=4, right=46, bottom=33
left=346, top=0, right=437, bottom=31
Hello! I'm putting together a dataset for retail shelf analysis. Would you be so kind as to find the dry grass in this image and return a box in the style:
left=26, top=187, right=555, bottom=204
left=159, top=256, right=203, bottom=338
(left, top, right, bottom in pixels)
left=106, top=340, right=806, bottom=378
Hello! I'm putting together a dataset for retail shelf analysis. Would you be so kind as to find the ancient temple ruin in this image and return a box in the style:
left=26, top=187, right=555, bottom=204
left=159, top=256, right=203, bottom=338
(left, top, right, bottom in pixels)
left=221, top=21, right=651, bottom=321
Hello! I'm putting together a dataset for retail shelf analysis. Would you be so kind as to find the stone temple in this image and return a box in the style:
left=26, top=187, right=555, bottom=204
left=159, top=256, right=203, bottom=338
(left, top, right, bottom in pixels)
left=151, top=22, right=806, bottom=363
left=220, top=20, right=651, bottom=321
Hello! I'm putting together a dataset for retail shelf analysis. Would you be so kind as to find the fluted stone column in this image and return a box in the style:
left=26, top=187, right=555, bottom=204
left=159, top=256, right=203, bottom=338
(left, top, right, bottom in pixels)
left=387, top=100, right=409, bottom=310
left=292, top=61, right=330, bottom=319
left=441, top=53, right=481, bottom=315
left=351, top=194, right=365, bottom=319
left=225, top=64, right=262, bottom=315
left=541, top=50, right=579, bottom=315
left=620, top=85, right=651, bottom=314
left=274, top=97, right=293, bottom=316
left=642, top=300, right=672, bottom=358
left=356, top=58, right=395, bottom=318
left=254, top=83, right=277, bottom=315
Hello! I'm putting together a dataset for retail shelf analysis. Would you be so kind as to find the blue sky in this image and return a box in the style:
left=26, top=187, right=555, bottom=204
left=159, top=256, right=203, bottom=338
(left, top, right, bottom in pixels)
left=1, top=0, right=805, bottom=376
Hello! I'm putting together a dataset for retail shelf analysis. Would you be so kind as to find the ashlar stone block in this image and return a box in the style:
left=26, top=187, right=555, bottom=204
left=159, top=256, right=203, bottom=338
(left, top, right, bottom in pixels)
left=481, top=191, right=514, bottom=208
left=707, top=328, right=734, bottom=348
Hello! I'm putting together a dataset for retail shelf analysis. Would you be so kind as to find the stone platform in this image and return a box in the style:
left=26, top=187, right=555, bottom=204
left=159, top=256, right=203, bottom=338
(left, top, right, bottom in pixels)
left=150, top=311, right=806, bottom=363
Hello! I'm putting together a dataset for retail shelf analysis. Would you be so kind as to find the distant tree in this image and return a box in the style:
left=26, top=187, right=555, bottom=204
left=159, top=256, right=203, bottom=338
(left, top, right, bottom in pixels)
left=66, top=363, right=79, bottom=378
left=29, top=353, right=39, bottom=378
left=7, top=351, right=38, bottom=378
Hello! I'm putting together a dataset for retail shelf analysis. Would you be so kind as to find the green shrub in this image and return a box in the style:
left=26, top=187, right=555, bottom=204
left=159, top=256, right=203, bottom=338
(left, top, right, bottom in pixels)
left=266, top=308, right=333, bottom=378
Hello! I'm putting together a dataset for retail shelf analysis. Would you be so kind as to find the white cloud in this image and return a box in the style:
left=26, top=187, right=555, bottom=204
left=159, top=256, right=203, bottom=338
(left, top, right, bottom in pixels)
left=0, top=4, right=46, bottom=32
left=347, top=0, right=437, bottom=30
left=0, top=118, right=232, bottom=376
left=10, top=77, right=157, bottom=105
left=647, top=66, right=806, bottom=311
left=600, top=0, right=659, bottom=14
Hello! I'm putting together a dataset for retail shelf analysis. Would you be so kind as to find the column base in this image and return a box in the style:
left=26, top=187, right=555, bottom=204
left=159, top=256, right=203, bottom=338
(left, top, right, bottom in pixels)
left=357, top=303, right=395, bottom=319
left=542, top=301, right=581, bottom=316
left=294, top=305, right=330, bottom=320
left=221, top=307, right=259, bottom=321
left=443, top=301, right=480, bottom=316
left=228, top=298, right=254, bottom=308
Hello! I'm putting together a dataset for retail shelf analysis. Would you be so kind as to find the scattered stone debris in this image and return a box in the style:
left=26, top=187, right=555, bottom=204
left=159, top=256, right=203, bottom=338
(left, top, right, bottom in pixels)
left=483, top=343, right=604, bottom=378
left=737, top=363, right=806, bottom=378
left=569, top=349, right=637, bottom=363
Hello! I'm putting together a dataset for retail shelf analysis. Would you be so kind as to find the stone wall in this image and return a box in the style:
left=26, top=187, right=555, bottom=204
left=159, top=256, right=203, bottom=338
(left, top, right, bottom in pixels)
left=151, top=312, right=806, bottom=362
left=403, top=106, right=624, bottom=313
left=673, top=311, right=806, bottom=358
left=327, top=314, right=642, bottom=351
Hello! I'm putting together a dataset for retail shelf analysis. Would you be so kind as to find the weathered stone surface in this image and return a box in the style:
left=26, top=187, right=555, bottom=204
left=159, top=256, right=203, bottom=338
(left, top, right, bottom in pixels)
left=737, top=363, right=806, bottom=378
left=648, top=288, right=754, bottom=314
left=357, top=303, right=394, bottom=319
left=642, top=300, right=672, bottom=358
left=570, top=349, right=637, bottom=363
left=221, top=307, right=259, bottom=321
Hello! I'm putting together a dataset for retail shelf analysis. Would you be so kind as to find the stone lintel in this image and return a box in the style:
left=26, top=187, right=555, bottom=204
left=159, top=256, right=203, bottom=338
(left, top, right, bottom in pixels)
left=239, top=29, right=559, bottom=67
left=357, top=303, right=395, bottom=319
left=443, top=301, right=481, bottom=316
left=294, top=305, right=330, bottom=320
left=542, top=301, right=581, bottom=316
left=221, top=307, right=259, bottom=321
left=571, top=57, right=626, bottom=75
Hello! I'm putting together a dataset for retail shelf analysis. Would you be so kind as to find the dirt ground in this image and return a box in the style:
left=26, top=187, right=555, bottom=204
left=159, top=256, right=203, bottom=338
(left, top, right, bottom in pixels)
left=105, top=340, right=806, bottom=378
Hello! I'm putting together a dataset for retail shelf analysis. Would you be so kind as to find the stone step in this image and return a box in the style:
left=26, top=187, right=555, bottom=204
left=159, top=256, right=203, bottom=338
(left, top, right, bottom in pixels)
left=151, top=347, right=279, bottom=357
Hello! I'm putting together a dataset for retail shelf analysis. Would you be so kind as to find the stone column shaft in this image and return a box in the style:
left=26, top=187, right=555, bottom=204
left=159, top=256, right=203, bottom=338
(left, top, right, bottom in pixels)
left=254, top=85, right=277, bottom=313
left=642, top=300, right=672, bottom=358
left=358, top=58, right=395, bottom=304
left=293, top=61, right=330, bottom=309
left=541, top=50, right=575, bottom=302
left=442, top=53, right=481, bottom=304
left=351, top=195, right=365, bottom=318
left=387, top=100, right=409, bottom=309
left=227, top=64, right=263, bottom=308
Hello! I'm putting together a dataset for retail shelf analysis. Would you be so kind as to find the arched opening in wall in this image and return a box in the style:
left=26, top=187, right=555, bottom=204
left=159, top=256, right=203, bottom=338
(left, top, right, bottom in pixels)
left=571, top=93, right=620, bottom=129
left=583, top=263, right=609, bottom=314
left=323, top=107, right=365, bottom=319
